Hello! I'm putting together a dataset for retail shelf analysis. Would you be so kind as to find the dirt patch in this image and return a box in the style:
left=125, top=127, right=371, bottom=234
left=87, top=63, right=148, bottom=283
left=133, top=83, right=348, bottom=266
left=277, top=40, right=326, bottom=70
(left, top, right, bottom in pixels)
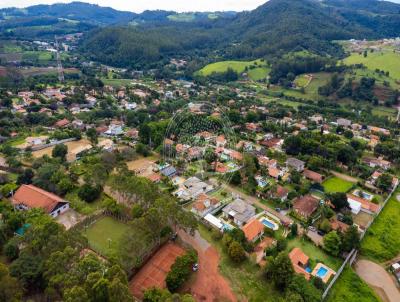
left=179, top=230, right=237, bottom=302
left=129, top=242, right=186, bottom=300
left=355, top=259, right=400, bottom=302
left=127, top=157, right=156, bottom=176
left=32, top=139, right=92, bottom=161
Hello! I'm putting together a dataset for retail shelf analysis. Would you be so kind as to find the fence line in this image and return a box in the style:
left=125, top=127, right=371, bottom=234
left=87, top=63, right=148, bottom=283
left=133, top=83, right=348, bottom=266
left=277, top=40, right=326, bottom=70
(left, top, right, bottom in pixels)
left=322, top=184, right=398, bottom=300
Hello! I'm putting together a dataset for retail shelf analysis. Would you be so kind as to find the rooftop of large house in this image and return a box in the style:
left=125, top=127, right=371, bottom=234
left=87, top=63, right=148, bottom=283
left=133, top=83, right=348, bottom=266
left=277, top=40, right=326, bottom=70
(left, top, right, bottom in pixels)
left=11, top=184, right=65, bottom=214
left=242, top=219, right=265, bottom=242
left=289, top=248, right=311, bottom=280
left=293, top=195, right=319, bottom=218
left=303, top=169, right=324, bottom=183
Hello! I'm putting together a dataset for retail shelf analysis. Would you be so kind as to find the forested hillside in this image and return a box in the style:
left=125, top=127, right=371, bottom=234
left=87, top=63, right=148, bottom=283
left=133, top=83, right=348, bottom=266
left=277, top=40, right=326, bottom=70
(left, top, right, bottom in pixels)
left=80, top=0, right=400, bottom=68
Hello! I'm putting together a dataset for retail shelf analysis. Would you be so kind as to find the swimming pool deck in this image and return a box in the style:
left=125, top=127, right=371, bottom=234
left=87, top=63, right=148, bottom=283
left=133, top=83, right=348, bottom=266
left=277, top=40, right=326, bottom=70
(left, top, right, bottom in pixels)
left=311, top=263, right=336, bottom=283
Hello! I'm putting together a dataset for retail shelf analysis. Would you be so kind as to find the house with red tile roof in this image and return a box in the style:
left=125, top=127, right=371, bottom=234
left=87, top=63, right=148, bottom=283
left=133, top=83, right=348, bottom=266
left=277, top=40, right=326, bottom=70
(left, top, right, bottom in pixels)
left=293, top=195, right=319, bottom=218
left=191, top=194, right=220, bottom=217
left=11, top=185, right=69, bottom=218
left=346, top=193, right=380, bottom=213
left=242, top=219, right=265, bottom=242
left=303, top=169, right=324, bottom=183
left=54, top=118, right=70, bottom=129
left=289, top=248, right=311, bottom=280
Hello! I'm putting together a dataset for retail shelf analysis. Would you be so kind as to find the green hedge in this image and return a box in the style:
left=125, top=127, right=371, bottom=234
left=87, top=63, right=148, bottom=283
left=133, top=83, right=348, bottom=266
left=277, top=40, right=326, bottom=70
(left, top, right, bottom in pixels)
left=166, top=250, right=197, bottom=292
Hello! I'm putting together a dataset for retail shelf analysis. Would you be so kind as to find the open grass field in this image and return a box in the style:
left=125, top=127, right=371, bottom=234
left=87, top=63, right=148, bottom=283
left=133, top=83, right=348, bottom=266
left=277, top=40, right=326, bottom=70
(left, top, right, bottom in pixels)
left=346, top=68, right=400, bottom=90
left=361, top=190, right=400, bottom=263
left=322, top=177, right=354, bottom=193
left=197, top=59, right=269, bottom=81
left=22, top=51, right=53, bottom=62
left=198, top=224, right=283, bottom=301
left=294, top=74, right=312, bottom=88
left=326, top=266, right=381, bottom=302
left=285, top=237, right=341, bottom=270
left=343, top=51, right=400, bottom=80
left=167, top=13, right=196, bottom=22
left=101, top=78, right=134, bottom=87
left=277, top=72, right=331, bottom=101
left=83, top=216, right=130, bottom=257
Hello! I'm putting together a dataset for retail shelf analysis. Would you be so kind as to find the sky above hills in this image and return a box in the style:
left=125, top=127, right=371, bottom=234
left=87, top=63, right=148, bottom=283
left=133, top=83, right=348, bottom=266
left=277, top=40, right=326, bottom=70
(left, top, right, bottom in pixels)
left=0, top=0, right=268, bottom=12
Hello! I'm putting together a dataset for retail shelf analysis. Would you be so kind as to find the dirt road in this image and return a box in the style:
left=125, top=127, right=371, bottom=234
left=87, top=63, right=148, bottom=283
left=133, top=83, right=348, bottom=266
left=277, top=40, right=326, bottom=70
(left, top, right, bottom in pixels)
left=179, top=230, right=237, bottom=302
left=355, top=259, right=400, bottom=302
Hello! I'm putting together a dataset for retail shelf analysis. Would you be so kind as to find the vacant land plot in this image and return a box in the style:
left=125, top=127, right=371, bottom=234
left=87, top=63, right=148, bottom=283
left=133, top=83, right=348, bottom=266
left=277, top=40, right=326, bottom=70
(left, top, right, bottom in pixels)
left=323, top=177, right=354, bottom=193
left=126, top=157, right=155, bottom=176
left=327, top=266, right=381, bottom=302
left=198, top=59, right=269, bottom=81
left=361, top=191, right=400, bottom=262
left=32, top=139, right=92, bottom=161
left=129, top=242, right=185, bottom=299
left=83, top=216, right=130, bottom=257
left=294, top=74, right=312, bottom=88
left=343, top=51, right=400, bottom=80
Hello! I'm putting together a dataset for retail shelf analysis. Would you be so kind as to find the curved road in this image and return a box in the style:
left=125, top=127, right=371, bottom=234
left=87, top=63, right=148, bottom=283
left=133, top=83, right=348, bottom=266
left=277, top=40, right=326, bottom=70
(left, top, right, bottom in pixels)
left=355, top=260, right=400, bottom=302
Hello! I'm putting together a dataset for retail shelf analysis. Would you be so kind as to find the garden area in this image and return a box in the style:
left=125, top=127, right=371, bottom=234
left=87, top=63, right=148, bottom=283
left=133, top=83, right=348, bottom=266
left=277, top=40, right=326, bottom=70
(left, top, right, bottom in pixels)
left=361, top=190, right=400, bottom=263
left=82, top=216, right=130, bottom=257
left=198, top=224, right=283, bottom=301
left=285, top=237, right=342, bottom=271
left=322, top=177, right=354, bottom=193
left=326, top=266, right=381, bottom=302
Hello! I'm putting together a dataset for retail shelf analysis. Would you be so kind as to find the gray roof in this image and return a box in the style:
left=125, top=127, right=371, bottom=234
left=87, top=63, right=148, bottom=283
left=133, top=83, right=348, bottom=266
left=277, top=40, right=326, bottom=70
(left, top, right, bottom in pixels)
left=223, top=198, right=255, bottom=224
left=286, top=157, right=305, bottom=168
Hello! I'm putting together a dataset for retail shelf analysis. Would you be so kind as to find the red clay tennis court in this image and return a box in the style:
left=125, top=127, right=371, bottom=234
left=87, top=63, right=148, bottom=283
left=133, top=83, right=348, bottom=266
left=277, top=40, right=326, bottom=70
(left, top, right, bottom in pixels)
left=129, top=242, right=185, bottom=299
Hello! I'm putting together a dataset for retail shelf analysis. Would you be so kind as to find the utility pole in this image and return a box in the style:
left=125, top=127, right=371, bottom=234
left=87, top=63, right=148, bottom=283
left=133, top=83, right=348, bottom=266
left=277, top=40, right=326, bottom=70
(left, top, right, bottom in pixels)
left=55, top=35, right=65, bottom=83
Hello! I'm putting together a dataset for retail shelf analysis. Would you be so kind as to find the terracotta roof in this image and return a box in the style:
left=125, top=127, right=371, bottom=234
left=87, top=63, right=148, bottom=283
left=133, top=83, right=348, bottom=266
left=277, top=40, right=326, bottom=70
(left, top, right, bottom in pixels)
left=11, top=184, right=64, bottom=214
left=54, top=118, right=70, bottom=128
left=289, top=248, right=311, bottom=280
left=275, top=185, right=289, bottom=198
left=347, top=194, right=379, bottom=213
left=330, top=219, right=350, bottom=232
left=293, top=195, right=319, bottom=217
left=242, top=219, right=265, bottom=242
left=303, top=169, right=324, bottom=183
left=268, top=167, right=281, bottom=179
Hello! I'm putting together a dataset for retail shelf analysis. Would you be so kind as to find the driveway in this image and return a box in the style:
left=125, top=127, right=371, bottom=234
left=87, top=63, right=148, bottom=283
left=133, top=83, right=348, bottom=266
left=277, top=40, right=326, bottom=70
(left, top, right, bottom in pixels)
left=355, top=259, right=400, bottom=302
left=56, top=209, right=85, bottom=230
left=179, top=230, right=237, bottom=302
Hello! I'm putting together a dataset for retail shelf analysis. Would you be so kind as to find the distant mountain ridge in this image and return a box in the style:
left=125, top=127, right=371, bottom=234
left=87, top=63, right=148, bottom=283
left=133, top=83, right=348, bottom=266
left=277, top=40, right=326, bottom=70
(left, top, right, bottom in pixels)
left=80, top=0, right=400, bottom=68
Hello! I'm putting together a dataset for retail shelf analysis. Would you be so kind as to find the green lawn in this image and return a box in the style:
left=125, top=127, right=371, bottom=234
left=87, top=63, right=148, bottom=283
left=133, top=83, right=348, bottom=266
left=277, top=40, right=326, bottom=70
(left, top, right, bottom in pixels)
left=247, top=66, right=271, bottom=81
left=167, top=13, right=196, bottom=22
left=22, top=51, right=53, bottom=62
left=100, top=78, right=134, bottom=87
left=285, top=237, right=342, bottom=271
left=322, top=177, right=354, bottom=193
left=197, top=59, right=269, bottom=81
left=361, top=190, right=400, bottom=262
left=83, top=216, right=130, bottom=257
left=326, top=266, right=381, bottom=302
left=198, top=224, right=283, bottom=301
left=66, top=191, right=109, bottom=215
left=343, top=51, right=400, bottom=80
left=294, top=74, right=310, bottom=87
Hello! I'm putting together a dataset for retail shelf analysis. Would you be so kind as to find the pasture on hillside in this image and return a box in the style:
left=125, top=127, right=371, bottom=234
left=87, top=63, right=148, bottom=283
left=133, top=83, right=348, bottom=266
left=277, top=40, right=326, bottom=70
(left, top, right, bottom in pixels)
left=343, top=51, right=400, bottom=80
left=197, top=59, right=270, bottom=81
left=361, top=191, right=400, bottom=263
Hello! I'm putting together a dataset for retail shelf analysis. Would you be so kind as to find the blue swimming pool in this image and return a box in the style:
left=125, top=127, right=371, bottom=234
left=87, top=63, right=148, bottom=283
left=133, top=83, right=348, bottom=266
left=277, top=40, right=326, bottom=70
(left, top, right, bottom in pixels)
left=262, top=219, right=276, bottom=230
left=316, top=267, right=328, bottom=278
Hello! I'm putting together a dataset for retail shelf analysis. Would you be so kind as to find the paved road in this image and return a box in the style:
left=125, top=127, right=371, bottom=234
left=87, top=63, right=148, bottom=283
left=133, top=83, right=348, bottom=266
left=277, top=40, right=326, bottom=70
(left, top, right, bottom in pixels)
left=211, top=179, right=293, bottom=225
left=355, top=260, right=400, bottom=302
